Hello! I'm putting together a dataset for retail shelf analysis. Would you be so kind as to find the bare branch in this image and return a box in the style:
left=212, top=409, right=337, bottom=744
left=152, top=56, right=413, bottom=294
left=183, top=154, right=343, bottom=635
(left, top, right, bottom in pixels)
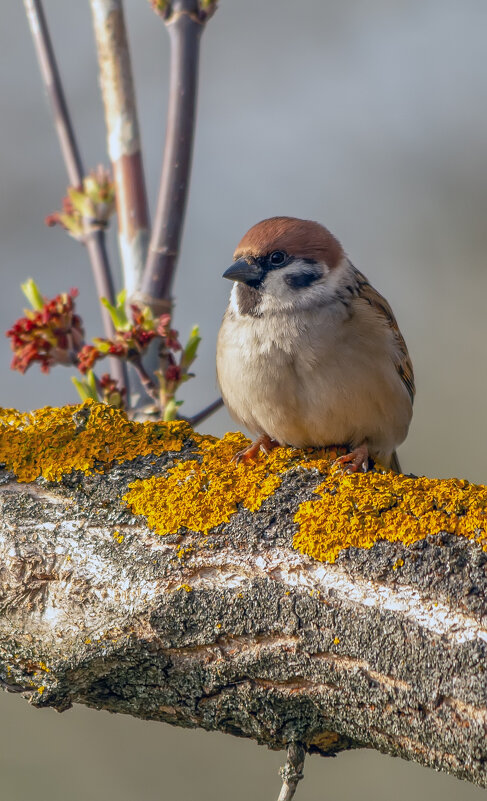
left=187, top=397, right=224, bottom=426
left=89, top=0, right=150, bottom=299
left=23, top=0, right=83, bottom=186
left=140, top=0, right=211, bottom=314
left=23, top=0, right=127, bottom=391
left=130, top=356, right=160, bottom=404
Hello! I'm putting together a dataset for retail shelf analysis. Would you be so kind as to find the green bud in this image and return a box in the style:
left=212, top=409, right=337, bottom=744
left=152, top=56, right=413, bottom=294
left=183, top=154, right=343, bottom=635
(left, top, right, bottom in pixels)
left=68, top=186, right=95, bottom=219
left=92, top=338, right=111, bottom=354
left=181, top=324, right=201, bottom=369
left=101, top=289, right=129, bottom=331
left=21, top=278, right=44, bottom=310
left=72, top=371, right=99, bottom=402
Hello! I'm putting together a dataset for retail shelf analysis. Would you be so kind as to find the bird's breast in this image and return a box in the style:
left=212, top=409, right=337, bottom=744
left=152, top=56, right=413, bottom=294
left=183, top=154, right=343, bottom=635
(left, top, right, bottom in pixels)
left=217, top=303, right=412, bottom=454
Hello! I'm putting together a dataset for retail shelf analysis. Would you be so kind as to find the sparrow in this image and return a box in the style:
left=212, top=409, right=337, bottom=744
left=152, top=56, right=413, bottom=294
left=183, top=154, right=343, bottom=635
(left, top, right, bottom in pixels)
left=216, top=217, right=414, bottom=472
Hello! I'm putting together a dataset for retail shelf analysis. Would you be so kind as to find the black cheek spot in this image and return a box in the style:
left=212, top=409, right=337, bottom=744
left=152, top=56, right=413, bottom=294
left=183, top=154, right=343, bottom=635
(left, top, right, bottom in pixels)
left=284, top=270, right=322, bottom=289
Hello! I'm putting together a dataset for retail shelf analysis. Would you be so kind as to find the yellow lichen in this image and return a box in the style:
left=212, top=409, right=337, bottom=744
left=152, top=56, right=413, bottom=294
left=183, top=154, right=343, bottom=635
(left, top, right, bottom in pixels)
left=0, top=400, right=192, bottom=482
left=294, top=470, right=487, bottom=563
left=176, top=584, right=193, bottom=592
left=176, top=545, right=193, bottom=560
left=2, top=402, right=486, bottom=565
left=124, top=434, right=336, bottom=535
left=333, top=637, right=340, bottom=645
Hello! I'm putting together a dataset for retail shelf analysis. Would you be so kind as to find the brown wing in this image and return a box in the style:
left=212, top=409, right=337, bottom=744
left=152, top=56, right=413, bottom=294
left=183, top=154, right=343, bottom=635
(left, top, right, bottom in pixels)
left=353, top=268, right=415, bottom=404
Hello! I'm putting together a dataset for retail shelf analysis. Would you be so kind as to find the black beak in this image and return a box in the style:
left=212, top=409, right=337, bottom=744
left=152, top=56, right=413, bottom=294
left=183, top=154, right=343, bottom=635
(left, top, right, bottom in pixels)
left=222, top=257, right=263, bottom=284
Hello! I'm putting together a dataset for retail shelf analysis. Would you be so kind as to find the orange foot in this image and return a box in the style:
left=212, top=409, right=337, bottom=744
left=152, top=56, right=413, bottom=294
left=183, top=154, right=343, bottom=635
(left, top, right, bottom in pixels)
left=233, top=434, right=280, bottom=464
left=333, top=443, right=369, bottom=473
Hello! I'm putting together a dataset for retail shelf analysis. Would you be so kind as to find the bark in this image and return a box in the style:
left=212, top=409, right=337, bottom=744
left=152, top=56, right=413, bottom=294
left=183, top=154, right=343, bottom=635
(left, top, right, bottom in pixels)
left=0, top=449, right=486, bottom=788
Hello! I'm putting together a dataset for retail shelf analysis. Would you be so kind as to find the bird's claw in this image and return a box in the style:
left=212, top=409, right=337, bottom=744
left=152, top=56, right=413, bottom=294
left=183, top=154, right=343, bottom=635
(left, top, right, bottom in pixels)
left=333, top=443, right=369, bottom=473
left=232, top=435, right=279, bottom=464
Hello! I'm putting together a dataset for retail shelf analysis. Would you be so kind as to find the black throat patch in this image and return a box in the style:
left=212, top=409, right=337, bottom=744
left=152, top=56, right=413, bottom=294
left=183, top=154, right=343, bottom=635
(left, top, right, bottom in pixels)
left=236, top=284, right=262, bottom=316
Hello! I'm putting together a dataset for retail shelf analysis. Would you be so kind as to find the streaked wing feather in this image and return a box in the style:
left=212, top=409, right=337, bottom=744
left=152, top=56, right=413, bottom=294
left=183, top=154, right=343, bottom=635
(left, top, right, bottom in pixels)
left=353, top=268, right=415, bottom=404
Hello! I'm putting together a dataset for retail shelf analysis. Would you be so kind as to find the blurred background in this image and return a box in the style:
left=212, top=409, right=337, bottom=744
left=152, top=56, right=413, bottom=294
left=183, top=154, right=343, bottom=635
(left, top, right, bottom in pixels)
left=1, top=0, right=486, bottom=798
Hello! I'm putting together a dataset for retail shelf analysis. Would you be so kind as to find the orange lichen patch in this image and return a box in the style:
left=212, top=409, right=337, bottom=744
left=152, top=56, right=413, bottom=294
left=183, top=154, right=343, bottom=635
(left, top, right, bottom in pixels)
left=294, top=471, right=487, bottom=563
left=0, top=400, right=192, bottom=483
left=124, top=436, right=340, bottom=535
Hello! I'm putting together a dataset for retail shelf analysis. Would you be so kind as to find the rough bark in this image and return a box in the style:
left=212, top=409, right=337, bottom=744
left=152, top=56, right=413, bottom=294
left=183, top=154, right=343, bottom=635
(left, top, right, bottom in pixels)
left=0, top=448, right=486, bottom=788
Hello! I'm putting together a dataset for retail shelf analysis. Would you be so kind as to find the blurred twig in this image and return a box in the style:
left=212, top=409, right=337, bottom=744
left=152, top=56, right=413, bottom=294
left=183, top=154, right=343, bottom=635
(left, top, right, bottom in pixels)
left=187, top=397, right=223, bottom=426
left=89, top=0, right=150, bottom=300
left=23, top=0, right=126, bottom=391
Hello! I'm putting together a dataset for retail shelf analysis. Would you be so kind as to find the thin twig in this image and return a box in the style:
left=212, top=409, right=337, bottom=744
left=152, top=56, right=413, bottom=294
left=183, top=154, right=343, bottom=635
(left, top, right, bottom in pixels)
left=23, top=0, right=127, bottom=392
left=187, top=397, right=223, bottom=426
left=277, top=743, right=306, bottom=801
left=89, top=0, right=150, bottom=300
left=23, top=0, right=82, bottom=185
left=140, top=0, right=209, bottom=315
left=131, top=358, right=160, bottom=404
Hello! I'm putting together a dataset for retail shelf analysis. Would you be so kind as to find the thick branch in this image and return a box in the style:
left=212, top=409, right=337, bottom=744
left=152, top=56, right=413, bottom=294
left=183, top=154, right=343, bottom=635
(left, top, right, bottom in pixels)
left=0, top=430, right=485, bottom=788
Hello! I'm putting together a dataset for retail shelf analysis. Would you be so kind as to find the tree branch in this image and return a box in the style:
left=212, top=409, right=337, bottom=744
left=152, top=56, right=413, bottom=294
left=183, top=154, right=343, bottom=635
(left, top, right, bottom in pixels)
left=140, top=0, right=209, bottom=314
left=23, top=0, right=127, bottom=391
left=0, top=407, right=486, bottom=789
left=89, top=0, right=150, bottom=299
left=186, top=396, right=223, bottom=426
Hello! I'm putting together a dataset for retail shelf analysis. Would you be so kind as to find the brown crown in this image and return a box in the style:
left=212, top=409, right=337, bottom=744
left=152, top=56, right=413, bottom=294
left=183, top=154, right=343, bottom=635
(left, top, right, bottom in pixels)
left=234, top=217, right=344, bottom=269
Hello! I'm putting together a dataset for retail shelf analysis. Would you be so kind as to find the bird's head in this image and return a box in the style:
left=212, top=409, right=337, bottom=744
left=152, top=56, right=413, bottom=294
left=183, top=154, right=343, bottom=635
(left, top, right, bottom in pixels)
left=223, top=217, right=346, bottom=315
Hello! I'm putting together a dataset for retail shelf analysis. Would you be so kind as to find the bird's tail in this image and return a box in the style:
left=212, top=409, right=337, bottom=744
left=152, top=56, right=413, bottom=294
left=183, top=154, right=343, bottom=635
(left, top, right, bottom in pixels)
left=390, top=450, right=402, bottom=473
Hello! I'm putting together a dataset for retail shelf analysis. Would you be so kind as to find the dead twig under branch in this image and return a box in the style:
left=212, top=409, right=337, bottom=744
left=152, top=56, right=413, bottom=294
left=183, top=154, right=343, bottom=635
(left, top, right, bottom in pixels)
left=277, top=744, right=306, bottom=801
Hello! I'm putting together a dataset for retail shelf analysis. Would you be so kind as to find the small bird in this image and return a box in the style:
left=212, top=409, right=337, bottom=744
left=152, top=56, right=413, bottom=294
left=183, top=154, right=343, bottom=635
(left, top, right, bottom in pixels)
left=216, top=217, right=414, bottom=472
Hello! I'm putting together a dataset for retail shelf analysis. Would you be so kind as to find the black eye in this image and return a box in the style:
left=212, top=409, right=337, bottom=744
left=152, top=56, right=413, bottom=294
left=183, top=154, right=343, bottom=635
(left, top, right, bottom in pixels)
left=269, top=250, right=287, bottom=267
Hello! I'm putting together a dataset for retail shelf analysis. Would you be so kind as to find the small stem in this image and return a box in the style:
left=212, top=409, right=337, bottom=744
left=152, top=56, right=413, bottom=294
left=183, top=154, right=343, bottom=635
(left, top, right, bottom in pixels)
left=140, top=0, right=205, bottom=314
left=131, top=359, right=160, bottom=405
left=89, top=0, right=150, bottom=300
left=85, top=231, right=127, bottom=390
left=23, top=0, right=127, bottom=393
left=277, top=743, right=306, bottom=801
left=23, top=0, right=83, bottom=187
left=187, top=397, right=223, bottom=426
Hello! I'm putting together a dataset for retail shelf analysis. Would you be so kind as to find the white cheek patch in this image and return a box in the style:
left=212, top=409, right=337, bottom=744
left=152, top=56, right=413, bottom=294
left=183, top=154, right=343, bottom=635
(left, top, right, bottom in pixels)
left=228, top=257, right=353, bottom=316
left=263, top=260, right=325, bottom=298
left=230, top=283, right=240, bottom=313
left=258, top=258, right=351, bottom=313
